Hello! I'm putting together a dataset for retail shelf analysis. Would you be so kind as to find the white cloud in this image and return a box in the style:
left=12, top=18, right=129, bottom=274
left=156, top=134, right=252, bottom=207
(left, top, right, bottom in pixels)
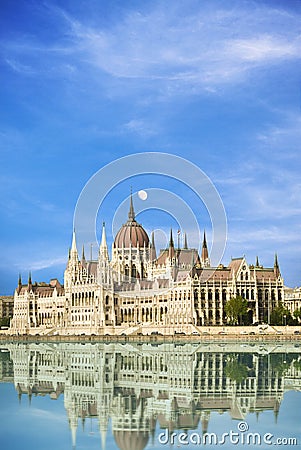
left=4, top=58, right=36, bottom=75
left=122, top=119, right=157, bottom=137
left=228, top=35, right=300, bottom=62
left=23, top=257, right=66, bottom=272
left=2, top=2, right=300, bottom=94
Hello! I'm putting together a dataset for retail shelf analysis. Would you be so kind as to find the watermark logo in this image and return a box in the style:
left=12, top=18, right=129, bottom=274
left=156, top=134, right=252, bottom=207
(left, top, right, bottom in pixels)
left=73, top=152, right=227, bottom=280
left=158, top=421, right=298, bottom=446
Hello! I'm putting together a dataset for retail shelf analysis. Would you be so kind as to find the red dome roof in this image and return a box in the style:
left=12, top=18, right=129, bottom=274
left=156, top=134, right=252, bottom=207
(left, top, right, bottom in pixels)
left=114, top=220, right=149, bottom=248
left=114, top=193, right=149, bottom=248
left=113, top=430, right=149, bottom=450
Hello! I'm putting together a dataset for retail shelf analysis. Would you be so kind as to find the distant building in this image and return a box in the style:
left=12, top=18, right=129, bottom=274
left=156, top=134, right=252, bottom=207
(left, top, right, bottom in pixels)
left=10, top=195, right=285, bottom=335
left=284, top=286, right=301, bottom=319
left=0, top=296, right=14, bottom=321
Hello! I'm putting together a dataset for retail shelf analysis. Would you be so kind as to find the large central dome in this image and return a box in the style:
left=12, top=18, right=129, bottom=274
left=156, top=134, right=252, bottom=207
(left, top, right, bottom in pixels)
left=114, top=194, right=149, bottom=248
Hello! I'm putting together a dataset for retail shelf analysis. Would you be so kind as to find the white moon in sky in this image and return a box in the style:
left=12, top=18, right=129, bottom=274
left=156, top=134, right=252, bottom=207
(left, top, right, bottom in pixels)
left=138, top=190, right=148, bottom=201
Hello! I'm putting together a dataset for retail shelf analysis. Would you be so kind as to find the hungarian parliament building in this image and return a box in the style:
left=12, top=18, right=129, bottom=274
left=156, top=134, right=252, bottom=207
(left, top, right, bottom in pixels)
left=10, top=195, right=286, bottom=335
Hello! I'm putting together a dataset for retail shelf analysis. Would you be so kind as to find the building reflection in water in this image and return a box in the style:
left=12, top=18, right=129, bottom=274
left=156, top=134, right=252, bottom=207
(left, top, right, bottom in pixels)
left=0, top=342, right=300, bottom=450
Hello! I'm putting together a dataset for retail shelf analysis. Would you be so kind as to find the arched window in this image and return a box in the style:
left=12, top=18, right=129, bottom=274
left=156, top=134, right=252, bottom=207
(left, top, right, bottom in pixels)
left=131, top=264, right=137, bottom=278
left=125, top=265, right=129, bottom=277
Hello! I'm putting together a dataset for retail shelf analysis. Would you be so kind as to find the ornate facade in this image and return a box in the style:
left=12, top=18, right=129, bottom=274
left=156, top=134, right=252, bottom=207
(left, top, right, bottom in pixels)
left=10, top=195, right=284, bottom=335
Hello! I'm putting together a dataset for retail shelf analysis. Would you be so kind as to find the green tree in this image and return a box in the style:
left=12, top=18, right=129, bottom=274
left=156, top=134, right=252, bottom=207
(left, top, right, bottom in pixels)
left=225, top=355, right=248, bottom=384
left=0, top=317, right=10, bottom=327
left=293, top=308, right=301, bottom=323
left=225, top=296, right=248, bottom=325
left=270, top=304, right=292, bottom=326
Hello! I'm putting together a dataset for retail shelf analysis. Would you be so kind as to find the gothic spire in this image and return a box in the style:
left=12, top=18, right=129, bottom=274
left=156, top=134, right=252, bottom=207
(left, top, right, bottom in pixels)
left=99, top=222, right=109, bottom=262
left=17, top=273, right=22, bottom=294
left=169, top=228, right=174, bottom=248
left=201, top=230, right=209, bottom=265
left=28, top=272, right=32, bottom=291
left=255, top=256, right=259, bottom=267
left=151, top=230, right=157, bottom=260
left=100, top=421, right=108, bottom=450
left=184, top=232, right=188, bottom=250
left=100, top=222, right=108, bottom=249
left=81, top=245, right=86, bottom=262
left=71, top=229, right=78, bottom=255
left=128, top=188, right=135, bottom=221
left=168, top=228, right=175, bottom=259
left=274, top=253, right=280, bottom=277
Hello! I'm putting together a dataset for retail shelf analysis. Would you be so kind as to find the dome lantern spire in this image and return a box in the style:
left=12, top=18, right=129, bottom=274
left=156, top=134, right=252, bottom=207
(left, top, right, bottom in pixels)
left=128, top=188, right=135, bottom=221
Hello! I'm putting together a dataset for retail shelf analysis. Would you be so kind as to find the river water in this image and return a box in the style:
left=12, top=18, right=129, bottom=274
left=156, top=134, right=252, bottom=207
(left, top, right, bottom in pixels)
left=0, top=340, right=300, bottom=450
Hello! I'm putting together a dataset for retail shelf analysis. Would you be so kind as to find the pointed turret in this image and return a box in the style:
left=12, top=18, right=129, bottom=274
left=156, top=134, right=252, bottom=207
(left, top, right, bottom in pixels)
left=17, top=273, right=22, bottom=294
left=98, top=222, right=111, bottom=285
left=28, top=272, right=32, bottom=291
left=274, top=399, right=280, bottom=424
left=168, top=229, right=175, bottom=259
left=255, top=256, right=259, bottom=267
left=71, top=229, right=78, bottom=255
left=169, top=228, right=174, bottom=247
left=99, top=222, right=109, bottom=260
left=274, top=253, right=280, bottom=277
left=70, top=417, right=78, bottom=449
left=150, top=230, right=156, bottom=260
left=183, top=232, right=188, bottom=250
left=81, top=245, right=86, bottom=262
left=201, top=231, right=210, bottom=267
left=100, top=421, right=108, bottom=450
left=100, top=222, right=107, bottom=248
left=17, top=384, right=22, bottom=404
left=128, top=189, right=135, bottom=221
left=71, top=426, right=77, bottom=449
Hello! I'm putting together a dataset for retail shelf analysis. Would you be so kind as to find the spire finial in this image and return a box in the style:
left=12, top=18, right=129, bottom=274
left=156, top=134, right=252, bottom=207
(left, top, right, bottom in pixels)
left=81, top=245, right=85, bottom=261
left=256, top=256, right=259, bottom=267
left=18, top=273, right=22, bottom=286
left=128, top=188, right=135, bottom=221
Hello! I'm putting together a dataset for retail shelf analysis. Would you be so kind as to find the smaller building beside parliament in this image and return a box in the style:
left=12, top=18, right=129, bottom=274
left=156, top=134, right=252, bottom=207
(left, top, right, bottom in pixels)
left=10, top=194, right=291, bottom=335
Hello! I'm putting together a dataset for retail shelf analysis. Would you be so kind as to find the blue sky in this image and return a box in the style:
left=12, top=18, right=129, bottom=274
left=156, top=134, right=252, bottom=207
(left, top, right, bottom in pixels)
left=1, top=0, right=301, bottom=294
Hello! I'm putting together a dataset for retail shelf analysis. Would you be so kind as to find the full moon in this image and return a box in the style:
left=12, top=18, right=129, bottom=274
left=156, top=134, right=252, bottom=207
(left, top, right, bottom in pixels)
left=138, top=190, right=148, bottom=201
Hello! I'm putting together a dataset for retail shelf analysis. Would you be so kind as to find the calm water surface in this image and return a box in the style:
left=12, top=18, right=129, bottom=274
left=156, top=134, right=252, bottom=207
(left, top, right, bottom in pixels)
left=0, top=341, right=300, bottom=450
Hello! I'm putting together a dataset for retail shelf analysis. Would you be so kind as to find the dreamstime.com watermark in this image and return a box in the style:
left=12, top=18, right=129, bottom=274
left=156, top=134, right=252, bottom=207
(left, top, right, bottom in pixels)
left=158, top=422, right=298, bottom=446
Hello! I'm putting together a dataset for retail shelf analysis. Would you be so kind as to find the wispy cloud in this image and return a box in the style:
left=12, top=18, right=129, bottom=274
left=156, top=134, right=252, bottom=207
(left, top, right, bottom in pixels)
left=4, top=58, right=36, bottom=75
left=122, top=119, right=158, bottom=137
left=2, top=2, right=301, bottom=95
